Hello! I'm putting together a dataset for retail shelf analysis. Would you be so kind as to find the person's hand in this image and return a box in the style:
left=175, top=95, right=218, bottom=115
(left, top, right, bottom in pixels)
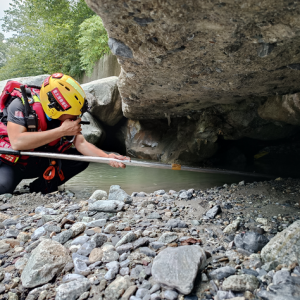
left=60, top=118, right=82, bottom=136
left=107, top=153, right=130, bottom=168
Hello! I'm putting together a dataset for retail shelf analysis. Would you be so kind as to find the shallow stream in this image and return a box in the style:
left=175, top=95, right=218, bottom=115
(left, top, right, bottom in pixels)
left=65, top=162, right=266, bottom=196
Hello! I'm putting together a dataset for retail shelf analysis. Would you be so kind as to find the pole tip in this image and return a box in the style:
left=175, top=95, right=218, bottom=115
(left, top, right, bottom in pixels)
left=171, top=163, right=181, bottom=170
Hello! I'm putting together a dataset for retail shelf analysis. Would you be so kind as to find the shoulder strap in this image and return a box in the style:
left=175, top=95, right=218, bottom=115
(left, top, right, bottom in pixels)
left=19, top=85, right=38, bottom=132
left=20, top=86, right=32, bottom=118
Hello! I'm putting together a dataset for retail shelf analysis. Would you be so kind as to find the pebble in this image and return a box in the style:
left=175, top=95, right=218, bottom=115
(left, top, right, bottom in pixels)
left=223, top=220, right=240, bottom=233
left=0, top=241, right=10, bottom=253
left=158, top=232, right=178, bottom=244
left=102, top=250, right=119, bottom=263
left=115, top=231, right=137, bottom=247
left=222, top=274, right=260, bottom=292
left=89, top=248, right=103, bottom=263
left=104, top=224, right=116, bottom=234
left=71, top=223, right=86, bottom=237
left=209, top=266, right=236, bottom=280
left=163, top=290, right=178, bottom=300
left=139, top=247, right=156, bottom=257
left=53, top=229, right=73, bottom=244
left=147, top=212, right=162, bottom=219
left=122, top=285, right=137, bottom=300
left=90, top=190, right=107, bottom=200
left=234, top=231, right=269, bottom=253
left=86, top=219, right=106, bottom=228
left=77, top=241, right=96, bottom=256
left=55, top=278, right=91, bottom=300
left=206, top=205, right=221, bottom=219
left=71, top=236, right=90, bottom=246
left=31, top=227, right=46, bottom=241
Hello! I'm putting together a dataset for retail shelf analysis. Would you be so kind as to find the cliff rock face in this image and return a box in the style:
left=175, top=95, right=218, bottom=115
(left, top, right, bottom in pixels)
left=123, top=101, right=299, bottom=164
left=258, top=93, right=300, bottom=126
left=123, top=119, right=218, bottom=164
left=86, top=0, right=300, bottom=119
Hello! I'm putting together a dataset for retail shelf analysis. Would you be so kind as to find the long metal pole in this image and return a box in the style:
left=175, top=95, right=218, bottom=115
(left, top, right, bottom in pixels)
left=15, top=151, right=273, bottom=178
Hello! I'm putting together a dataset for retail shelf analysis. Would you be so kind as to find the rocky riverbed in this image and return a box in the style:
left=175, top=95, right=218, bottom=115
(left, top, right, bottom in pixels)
left=0, top=178, right=299, bottom=300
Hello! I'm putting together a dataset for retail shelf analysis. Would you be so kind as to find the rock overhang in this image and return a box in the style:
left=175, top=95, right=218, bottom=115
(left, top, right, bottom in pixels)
left=86, top=0, right=300, bottom=119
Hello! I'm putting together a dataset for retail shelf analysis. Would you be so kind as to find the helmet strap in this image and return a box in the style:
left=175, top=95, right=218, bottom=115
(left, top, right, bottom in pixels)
left=80, top=98, right=89, bottom=116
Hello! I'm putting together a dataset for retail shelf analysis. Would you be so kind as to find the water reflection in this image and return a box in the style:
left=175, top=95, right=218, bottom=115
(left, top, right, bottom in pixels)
left=66, top=162, right=264, bottom=195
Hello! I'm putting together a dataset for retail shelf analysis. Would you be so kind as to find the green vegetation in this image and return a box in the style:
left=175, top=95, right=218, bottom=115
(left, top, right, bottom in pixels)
left=0, top=0, right=110, bottom=80
left=78, top=15, right=110, bottom=76
left=0, top=33, right=7, bottom=69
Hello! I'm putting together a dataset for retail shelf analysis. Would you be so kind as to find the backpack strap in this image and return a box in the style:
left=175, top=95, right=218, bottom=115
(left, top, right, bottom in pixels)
left=20, top=85, right=38, bottom=132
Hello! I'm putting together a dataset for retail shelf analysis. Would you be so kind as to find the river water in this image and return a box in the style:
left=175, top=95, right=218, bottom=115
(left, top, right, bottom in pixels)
left=65, top=162, right=265, bottom=196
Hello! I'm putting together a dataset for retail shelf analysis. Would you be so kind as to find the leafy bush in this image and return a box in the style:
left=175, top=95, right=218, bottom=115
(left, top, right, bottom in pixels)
left=78, top=15, right=110, bottom=76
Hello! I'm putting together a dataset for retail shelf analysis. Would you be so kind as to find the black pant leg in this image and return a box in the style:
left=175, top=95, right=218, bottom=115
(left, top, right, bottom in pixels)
left=59, top=148, right=90, bottom=184
left=0, top=161, right=23, bottom=194
left=28, top=149, right=89, bottom=194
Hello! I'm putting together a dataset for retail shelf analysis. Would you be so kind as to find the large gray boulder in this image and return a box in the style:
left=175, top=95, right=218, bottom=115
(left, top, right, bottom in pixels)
left=82, top=76, right=123, bottom=126
left=0, top=74, right=50, bottom=92
left=21, top=239, right=71, bottom=288
left=261, top=220, right=300, bottom=265
left=152, top=245, right=207, bottom=295
left=88, top=200, right=124, bottom=212
left=81, top=112, right=105, bottom=145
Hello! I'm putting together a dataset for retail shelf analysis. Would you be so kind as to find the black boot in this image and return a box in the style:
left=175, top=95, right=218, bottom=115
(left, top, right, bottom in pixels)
left=29, top=177, right=60, bottom=194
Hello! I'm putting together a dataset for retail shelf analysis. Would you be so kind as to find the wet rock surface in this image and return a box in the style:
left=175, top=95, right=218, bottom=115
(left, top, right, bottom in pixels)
left=0, top=177, right=299, bottom=299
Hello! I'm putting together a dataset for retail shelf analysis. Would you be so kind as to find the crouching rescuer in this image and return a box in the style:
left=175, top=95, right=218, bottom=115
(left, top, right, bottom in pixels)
left=0, top=73, right=128, bottom=194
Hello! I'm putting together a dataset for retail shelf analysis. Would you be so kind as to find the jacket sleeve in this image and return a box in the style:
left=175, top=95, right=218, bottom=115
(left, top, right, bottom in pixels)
left=7, top=98, right=27, bottom=128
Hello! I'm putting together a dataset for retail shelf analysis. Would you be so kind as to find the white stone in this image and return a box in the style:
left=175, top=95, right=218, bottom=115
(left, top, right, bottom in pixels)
left=256, top=218, right=268, bottom=226
left=90, top=190, right=108, bottom=200
left=223, top=220, right=240, bottom=234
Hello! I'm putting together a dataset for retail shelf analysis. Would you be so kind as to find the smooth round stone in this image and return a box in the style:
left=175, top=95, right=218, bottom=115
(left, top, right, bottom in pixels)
left=86, top=230, right=95, bottom=236
left=102, top=244, right=115, bottom=252
left=14, top=247, right=24, bottom=253
left=89, top=248, right=103, bottom=264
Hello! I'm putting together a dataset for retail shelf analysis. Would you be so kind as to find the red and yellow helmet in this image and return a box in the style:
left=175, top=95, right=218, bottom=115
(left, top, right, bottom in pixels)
left=40, top=73, right=88, bottom=119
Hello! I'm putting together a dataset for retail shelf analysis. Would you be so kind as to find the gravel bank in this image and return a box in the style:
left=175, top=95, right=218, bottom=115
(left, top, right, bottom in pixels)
left=0, top=178, right=299, bottom=300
